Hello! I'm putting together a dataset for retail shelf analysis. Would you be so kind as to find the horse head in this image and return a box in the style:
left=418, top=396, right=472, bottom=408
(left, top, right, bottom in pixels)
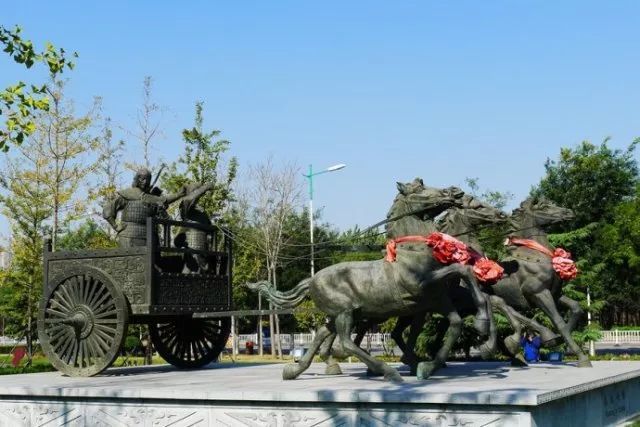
left=387, top=178, right=464, bottom=237
left=510, top=195, right=575, bottom=234
left=437, top=195, right=507, bottom=249
left=457, top=195, right=508, bottom=227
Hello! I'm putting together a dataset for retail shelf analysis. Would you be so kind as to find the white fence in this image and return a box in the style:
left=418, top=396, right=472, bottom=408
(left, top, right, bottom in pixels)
left=0, top=337, right=26, bottom=347
left=232, top=332, right=393, bottom=350
left=232, top=330, right=640, bottom=351
left=599, top=330, right=640, bottom=345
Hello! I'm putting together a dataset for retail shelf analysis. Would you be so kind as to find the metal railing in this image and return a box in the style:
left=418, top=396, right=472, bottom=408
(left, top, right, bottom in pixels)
left=599, top=330, right=640, bottom=345
left=0, top=337, right=26, bottom=347
left=233, top=332, right=393, bottom=350
left=232, top=330, right=640, bottom=350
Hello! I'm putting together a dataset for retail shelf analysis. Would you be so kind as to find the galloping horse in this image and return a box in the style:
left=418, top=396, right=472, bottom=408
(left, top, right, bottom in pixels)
left=379, top=193, right=508, bottom=377
left=487, top=196, right=591, bottom=366
left=248, top=179, right=492, bottom=382
left=426, top=196, right=561, bottom=366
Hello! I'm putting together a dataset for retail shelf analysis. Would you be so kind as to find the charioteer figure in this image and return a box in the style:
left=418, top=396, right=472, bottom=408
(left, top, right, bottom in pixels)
left=174, top=182, right=220, bottom=273
left=103, top=168, right=186, bottom=247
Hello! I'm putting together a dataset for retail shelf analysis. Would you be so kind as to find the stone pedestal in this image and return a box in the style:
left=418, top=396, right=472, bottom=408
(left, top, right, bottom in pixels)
left=0, top=361, right=638, bottom=426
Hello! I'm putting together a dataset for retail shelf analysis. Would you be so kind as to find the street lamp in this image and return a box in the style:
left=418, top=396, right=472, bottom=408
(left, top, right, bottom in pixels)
left=304, top=163, right=346, bottom=276
left=587, top=285, right=595, bottom=357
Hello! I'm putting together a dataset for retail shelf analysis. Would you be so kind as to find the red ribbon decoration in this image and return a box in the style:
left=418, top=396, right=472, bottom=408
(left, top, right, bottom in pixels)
left=505, top=237, right=578, bottom=281
left=386, top=232, right=504, bottom=284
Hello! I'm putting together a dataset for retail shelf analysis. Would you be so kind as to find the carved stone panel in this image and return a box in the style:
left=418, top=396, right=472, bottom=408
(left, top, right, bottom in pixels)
left=48, top=255, right=146, bottom=304
left=155, top=273, right=229, bottom=308
left=0, top=400, right=528, bottom=427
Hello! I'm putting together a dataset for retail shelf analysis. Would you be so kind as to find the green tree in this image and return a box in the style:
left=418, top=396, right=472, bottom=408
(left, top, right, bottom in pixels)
left=57, top=219, right=117, bottom=250
left=463, top=177, right=512, bottom=260
left=124, top=76, right=164, bottom=170
left=0, top=25, right=76, bottom=150
left=162, top=101, right=238, bottom=218
left=534, top=139, right=639, bottom=228
left=28, top=79, right=99, bottom=250
left=0, top=145, right=52, bottom=361
left=534, top=139, right=640, bottom=328
left=90, top=116, right=125, bottom=236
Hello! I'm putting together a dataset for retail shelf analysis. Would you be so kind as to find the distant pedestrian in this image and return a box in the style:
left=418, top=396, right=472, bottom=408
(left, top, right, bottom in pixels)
left=520, top=330, right=542, bottom=363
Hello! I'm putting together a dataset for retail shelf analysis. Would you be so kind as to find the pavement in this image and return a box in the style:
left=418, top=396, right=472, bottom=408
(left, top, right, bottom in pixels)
left=0, top=360, right=639, bottom=407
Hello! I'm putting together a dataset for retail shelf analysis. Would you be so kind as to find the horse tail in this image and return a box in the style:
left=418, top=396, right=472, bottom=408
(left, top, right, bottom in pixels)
left=245, top=278, right=311, bottom=309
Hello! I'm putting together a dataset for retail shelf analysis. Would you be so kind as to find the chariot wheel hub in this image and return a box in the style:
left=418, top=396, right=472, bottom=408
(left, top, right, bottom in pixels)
left=66, top=305, right=94, bottom=339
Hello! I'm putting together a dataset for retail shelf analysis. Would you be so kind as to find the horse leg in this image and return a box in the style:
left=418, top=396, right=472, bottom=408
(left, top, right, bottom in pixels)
left=283, top=323, right=332, bottom=380
left=456, top=267, right=491, bottom=336
left=530, top=289, right=592, bottom=367
left=334, top=311, right=403, bottom=383
left=427, top=264, right=490, bottom=336
left=391, top=315, right=419, bottom=369
left=490, top=295, right=528, bottom=366
left=319, top=333, right=342, bottom=375
left=403, top=311, right=431, bottom=374
left=417, top=297, right=462, bottom=380
left=558, top=295, right=584, bottom=333
left=475, top=294, right=498, bottom=359
left=500, top=305, right=561, bottom=346
left=353, top=320, right=369, bottom=348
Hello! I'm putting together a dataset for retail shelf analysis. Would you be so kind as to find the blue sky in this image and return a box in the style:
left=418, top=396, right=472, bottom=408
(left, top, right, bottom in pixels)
left=2, top=2, right=639, bottom=232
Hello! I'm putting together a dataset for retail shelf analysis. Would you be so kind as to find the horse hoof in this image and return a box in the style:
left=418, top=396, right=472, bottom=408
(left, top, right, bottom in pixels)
left=366, top=368, right=383, bottom=377
left=473, top=318, right=490, bottom=337
left=417, top=361, right=442, bottom=380
left=577, top=358, right=593, bottom=368
left=505, top=336, right=520, bottom=355
left=479, top=343, right=494, bottom=359
left=542, top=335, right=562, bottom=347
left=511, top=355, right=528, bottom=367
left=325, top=363, right=342, bottom=375
left=282, top=363, right=300, bottom=380
left=384, top=370, right=403, bottom=383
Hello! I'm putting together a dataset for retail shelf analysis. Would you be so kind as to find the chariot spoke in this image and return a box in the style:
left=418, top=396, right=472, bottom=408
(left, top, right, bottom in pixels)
left=92, top=331, right=112, bottom=353
left=59, top=283, right=77, bottom=309
left=49, top=327, right=70, bottom=345
left=87, top=283, right=106, bottom=308
left=94, top=318, right=119, bottom=324
left=91, top=291, right=112, bottom=313
left=69, top=277, right=81, bottom=304
left=94, top=309, right=118, bottom=319
left=46, top=307, right=68, bottom=318
left=56, top=333, right=74, bottom=360
left=52, top=290, right=73, bottom=312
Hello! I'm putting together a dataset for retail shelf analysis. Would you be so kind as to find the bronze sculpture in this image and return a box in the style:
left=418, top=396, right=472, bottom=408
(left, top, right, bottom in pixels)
left=38, top=170, right=233, bottom=376
left=102, top=168, right=186, bottom=247
left=249, top=179, right=498, bottom=382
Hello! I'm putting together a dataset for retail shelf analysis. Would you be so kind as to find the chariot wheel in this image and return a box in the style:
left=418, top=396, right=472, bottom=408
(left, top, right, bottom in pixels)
left=37, top=267, right=129, bottom=377
left=149, top=317, right=230, bottom=368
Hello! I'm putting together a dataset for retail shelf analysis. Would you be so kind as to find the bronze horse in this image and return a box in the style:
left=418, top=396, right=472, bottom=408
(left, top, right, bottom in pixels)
left=411, top=196, right=588, bottom=367
left=488, top=196, right=591, bottom=366
left=376, top=193, right=508, bottom=378
left=248, top=179, right=493, bottom=382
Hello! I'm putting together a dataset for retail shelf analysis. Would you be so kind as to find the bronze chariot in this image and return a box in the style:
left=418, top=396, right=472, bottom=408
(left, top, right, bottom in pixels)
left=37, top=218, right=233, bottom=377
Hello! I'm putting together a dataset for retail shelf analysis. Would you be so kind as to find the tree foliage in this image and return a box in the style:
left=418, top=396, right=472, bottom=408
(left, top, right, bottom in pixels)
left=162, top=101, right=238, bottom=218
left=534, top=139, right=639, bottom=228
left=0, top=25, right=76, bottom=150
left=535, top=139, right=640, bottom=327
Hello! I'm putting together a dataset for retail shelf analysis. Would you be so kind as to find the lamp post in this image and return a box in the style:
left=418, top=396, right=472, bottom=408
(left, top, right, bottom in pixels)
left=304, top=163, right=346, bottom=276
left=587, top=285, right=595, bottom=357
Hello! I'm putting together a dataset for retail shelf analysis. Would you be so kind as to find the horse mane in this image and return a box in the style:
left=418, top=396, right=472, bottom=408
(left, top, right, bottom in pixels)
left=386, top=193, right=406, bottom=220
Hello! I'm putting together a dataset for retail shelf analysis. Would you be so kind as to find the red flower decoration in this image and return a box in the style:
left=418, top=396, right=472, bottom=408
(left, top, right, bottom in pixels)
left=425, top=232, right=471, bottom=265
left=553, top=248, right=572, bottom=259
left=552, top=255, right=578, bottom=280
left=473, top=258, right=504, bottom=284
